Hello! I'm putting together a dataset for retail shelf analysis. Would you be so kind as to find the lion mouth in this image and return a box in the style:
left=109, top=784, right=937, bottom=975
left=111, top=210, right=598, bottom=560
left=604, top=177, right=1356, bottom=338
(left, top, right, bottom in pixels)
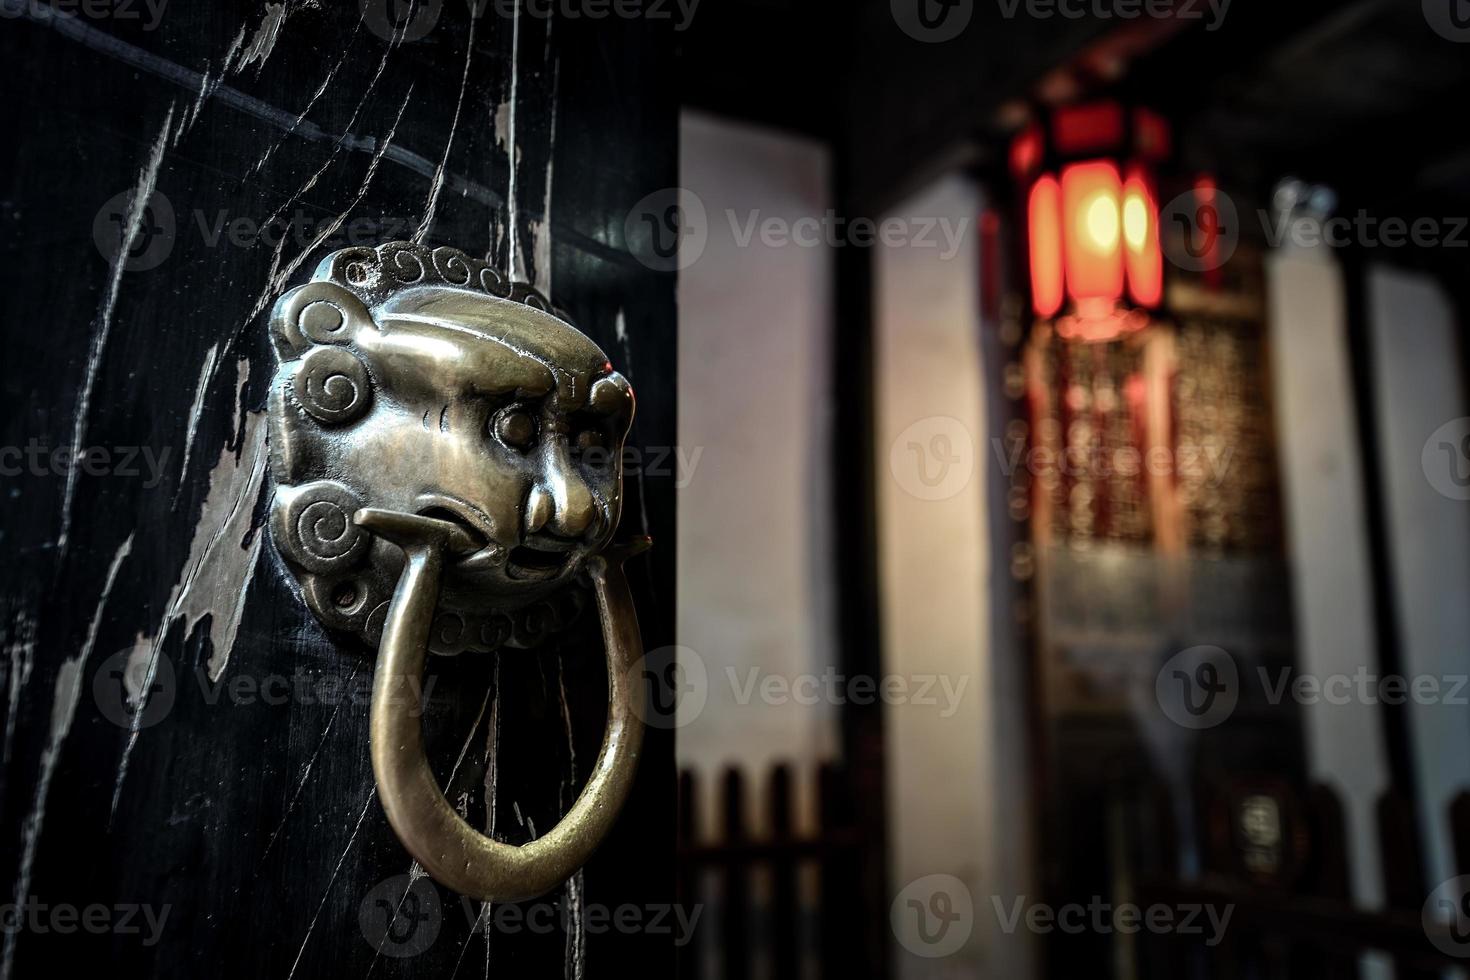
left=507, top=533, right=579, bottom=580
left=413, top=494, right=577, bottom=582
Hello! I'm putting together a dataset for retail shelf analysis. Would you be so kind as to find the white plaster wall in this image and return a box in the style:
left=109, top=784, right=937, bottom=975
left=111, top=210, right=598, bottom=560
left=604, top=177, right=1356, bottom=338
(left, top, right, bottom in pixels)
left=675, top=111, right=838, bottom=828
left=1366, top=265, right=1470, bottom=890
left=874, top=175, right=1035, bottom=979
left=1265, top=242, right=1389, bottom=910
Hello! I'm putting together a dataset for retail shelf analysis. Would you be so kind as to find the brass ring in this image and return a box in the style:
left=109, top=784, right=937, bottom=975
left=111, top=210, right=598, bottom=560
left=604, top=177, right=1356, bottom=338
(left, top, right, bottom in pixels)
left=358, top=508, right=648, bottom=903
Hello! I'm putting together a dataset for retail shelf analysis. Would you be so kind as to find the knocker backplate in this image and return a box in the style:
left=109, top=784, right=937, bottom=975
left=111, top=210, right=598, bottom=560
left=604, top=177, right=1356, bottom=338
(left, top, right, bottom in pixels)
left=266, top=241, right=635, bottom=656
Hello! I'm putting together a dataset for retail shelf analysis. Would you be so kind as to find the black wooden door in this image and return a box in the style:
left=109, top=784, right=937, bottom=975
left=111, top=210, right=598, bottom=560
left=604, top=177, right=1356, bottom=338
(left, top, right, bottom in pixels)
left=0, top=2, right=676, bottom=975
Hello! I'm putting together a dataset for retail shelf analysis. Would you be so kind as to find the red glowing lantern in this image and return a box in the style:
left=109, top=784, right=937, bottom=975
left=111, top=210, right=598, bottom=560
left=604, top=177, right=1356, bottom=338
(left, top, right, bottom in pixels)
left=1013, top=103, right=1170, bottom=342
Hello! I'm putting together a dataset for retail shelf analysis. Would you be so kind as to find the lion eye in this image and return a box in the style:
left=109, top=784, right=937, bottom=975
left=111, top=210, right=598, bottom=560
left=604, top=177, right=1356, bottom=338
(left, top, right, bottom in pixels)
left=494, top=410, right=537, bottom=450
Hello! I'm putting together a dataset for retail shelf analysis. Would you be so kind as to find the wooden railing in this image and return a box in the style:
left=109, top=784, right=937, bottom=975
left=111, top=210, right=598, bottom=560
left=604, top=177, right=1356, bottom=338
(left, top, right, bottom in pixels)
left=677, top=763, right=879, bottom=980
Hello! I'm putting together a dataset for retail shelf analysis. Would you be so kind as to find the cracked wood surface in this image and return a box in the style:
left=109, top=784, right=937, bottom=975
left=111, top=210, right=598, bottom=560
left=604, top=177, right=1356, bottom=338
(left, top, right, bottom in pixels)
left=0, top=2, right=677, bottom=975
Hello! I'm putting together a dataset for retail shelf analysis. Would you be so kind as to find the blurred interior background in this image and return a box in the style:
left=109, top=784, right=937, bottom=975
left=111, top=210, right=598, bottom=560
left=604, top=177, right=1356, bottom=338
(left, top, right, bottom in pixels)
left=669, top=1, right=1470, bottom=977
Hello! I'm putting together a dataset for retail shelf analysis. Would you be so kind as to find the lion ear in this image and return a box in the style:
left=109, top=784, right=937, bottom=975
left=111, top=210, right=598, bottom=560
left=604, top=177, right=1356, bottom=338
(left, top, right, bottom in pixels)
left=270, top=280, right=376, bottom=360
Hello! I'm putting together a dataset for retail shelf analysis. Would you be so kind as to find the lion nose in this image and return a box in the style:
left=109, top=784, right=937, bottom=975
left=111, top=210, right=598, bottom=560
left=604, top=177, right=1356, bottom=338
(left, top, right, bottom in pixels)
left=524, top=443, right=598, bottom=539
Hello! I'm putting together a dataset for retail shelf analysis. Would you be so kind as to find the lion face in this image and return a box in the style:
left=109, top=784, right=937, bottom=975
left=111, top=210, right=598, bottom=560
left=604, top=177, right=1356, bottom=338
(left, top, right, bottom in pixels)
left=267, top=243, right=633, bottom=654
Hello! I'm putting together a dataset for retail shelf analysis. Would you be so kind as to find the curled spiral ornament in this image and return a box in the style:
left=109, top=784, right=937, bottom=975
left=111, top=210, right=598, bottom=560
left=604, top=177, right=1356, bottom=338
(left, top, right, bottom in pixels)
left=273, top=480, right=370, bottom=574
left=297, top=300, right=352, bottom=345
left=432, top=246, right=474, bottom=286
left=429, top=611, right=471, bottom=657
left=478, top=264, right=510, bottom=297
left=386, top=246, right=427, bottom=284
left=294, top=346, right=372, bottom=425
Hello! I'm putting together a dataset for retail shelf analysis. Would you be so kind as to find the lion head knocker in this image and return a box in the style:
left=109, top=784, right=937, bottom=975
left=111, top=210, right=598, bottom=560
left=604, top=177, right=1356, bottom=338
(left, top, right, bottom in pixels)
left=266, top=242, right=648, bottom=902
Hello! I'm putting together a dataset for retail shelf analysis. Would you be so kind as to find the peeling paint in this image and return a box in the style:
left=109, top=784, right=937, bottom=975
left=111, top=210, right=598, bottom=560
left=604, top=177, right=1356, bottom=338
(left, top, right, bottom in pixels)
left=58, top=106, right=174, bottom=553
left=174, top=341, right=220, bottom=500
left=505, top=1, right=523, bottom=282
left=14, top=2, right=501, bottom=215
left=169, top=359, right=267, bottom=683
left=111, top=359, right=267, bottom=816
left=177, top=26, right=245, bottom=140
left=237, top=2, right=288, bottom=73
left=526, top=60, right=559, bottom=298
left=1, top=611, right=36, bottom=767
left=0, top=535, right=133, bottom=980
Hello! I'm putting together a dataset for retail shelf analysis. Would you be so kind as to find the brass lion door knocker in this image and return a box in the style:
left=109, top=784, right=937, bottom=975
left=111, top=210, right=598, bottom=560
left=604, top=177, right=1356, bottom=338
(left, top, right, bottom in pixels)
left=265, top=242, right=647, bottom=902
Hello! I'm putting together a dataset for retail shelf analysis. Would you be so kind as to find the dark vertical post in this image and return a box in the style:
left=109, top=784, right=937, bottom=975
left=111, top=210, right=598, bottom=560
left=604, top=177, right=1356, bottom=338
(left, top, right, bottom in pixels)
left=818, top=762, right=862, bottom=980
left=1302, top=784, right=1360, bottom=980
left=678, top=769, right=699, bottom=979
left=722, top=767, right=749, bottom=980
left=830, top=151, right=890, bottom=980
left=1450, top=791, right=1470, bottom=876
left=1378, top=789, right=1434, bottom=980
left=769, top=765, right=798, bottom=980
